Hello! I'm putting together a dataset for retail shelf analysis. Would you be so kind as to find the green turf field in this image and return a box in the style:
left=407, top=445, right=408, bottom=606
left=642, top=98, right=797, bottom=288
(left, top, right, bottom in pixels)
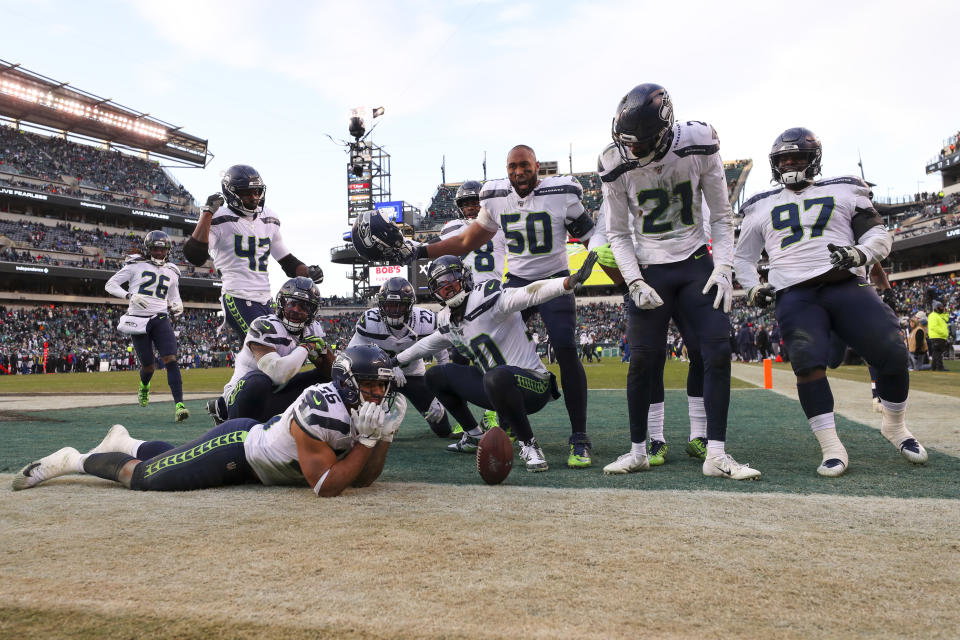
left=3, top=388, right=955, bottom=499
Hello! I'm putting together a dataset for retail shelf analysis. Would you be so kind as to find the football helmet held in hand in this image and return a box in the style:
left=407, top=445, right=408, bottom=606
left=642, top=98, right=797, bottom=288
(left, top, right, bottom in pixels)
left=352, top=210, right=413, bottom=263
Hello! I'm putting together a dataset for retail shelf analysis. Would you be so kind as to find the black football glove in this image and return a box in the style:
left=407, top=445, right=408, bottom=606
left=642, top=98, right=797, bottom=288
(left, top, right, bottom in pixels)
left=306, top=265, right=324, bottom=284
left=204, top=193, right=225, bottom=214
left=747, top=284, right=776, bottom=308
left=566, top=251, right=599, bottom=290
left=827, top=243, right=867, bottom=269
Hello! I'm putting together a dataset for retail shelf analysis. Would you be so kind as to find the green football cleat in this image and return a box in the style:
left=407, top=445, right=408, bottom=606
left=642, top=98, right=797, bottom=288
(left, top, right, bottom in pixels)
left=685, top=437, right=707, bottom=461
left=567, top=433, right=592, bottom=468
left=647, top=440, right=668, bottom=466
left=175, top=402, right=190, bottom=422
left=448, top=423, right=464, bottom=440
left=137, top=381, right=150, bottom=407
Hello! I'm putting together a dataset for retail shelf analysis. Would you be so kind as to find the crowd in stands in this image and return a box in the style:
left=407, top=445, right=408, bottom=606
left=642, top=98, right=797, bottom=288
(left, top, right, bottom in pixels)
left=0, top=124, right=194, bottom=213
left=886, top=192, right=960, bottom=240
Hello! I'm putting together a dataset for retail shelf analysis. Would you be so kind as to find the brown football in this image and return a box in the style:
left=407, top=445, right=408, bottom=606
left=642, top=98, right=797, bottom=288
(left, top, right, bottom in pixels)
left=476, top=426, right=513, bottom=485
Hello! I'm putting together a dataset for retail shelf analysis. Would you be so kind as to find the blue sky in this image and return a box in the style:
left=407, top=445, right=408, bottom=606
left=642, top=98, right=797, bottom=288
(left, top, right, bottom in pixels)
left=3, top=0, right=958, bottom=295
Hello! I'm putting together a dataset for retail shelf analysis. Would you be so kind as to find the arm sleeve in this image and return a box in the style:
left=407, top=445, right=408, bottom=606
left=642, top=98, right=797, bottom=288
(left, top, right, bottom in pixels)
left=603, top=178, right=643, bottom=285
left=396, top=330, right=453, bottom=366
left=105, top=266, right=131, bottom=299
left=732, top=211, right=764, bottom=291
left=277, top=253, right=305, bottom=277
left=182, top=237, right=210, bottom=266
left=257, top=347, right=309, bottom=385
left=499, top=277, right=571, bottom=315
left=698, top=153, right=735, bottom=267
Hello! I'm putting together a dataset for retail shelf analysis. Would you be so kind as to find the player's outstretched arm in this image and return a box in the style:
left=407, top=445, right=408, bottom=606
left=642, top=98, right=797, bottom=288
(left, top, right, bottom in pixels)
left=423, top=221, right=497, bottom=260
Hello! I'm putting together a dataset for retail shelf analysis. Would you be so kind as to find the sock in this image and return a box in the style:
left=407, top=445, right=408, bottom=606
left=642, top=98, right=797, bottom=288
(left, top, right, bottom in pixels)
left=796, top=377, right=834, bottom=419
left=810, top=413, right=847, bottom=464
left=630, top=440, right=647, bottom=456
left=687, top=396, right=707, bottom=440
left=140, top=369, right=153, bottom=386
left=165, top=360, right=183, bottom=403
left=880, top=400, right=914, bottom=446
left=76, top=453, right=90, bottom=472
left=647, top=402, right=665, bottom=442
left=707, top=440, right=725, bottom=457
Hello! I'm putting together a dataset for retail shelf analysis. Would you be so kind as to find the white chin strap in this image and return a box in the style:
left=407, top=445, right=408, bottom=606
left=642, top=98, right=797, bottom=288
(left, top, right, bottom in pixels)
left=445, top=290, right=468, bottom=308
left=780, top=170, right=809, bottom=185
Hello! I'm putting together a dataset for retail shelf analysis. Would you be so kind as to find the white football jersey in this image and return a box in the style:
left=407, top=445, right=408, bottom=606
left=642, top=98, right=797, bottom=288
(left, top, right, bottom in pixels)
left=733, top=176, right=891, bottom=291
left=397, top=278, right=572, bottom=378
left=105, top=257, right=182, bottom=316
left=243, top=381, right=407, bottom=486
left=476, top=175, right=592, bottom=279
left=222, top=314, right=325, bottom=400
left=347, top=306, right=438, bottom=376
left=599, top=121, right=735, bottom=287
left=587, top=199, right=642, bottom=262
left=440, top=218, right=506, bottom=283
left=207, top=204, right=292, bottom=303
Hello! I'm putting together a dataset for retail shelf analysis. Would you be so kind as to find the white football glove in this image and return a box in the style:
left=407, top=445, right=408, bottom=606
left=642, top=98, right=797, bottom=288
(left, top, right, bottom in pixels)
left=392, top=366, right=407, bottom=388
left=827, top=243, right=867, bottom=269
left=628, top=278, right=663, bottom=310
left=424, top=397, right=446, bottom=424
left=203, top=193, right=225, bottom=214
left=168, top=301, right=184, bottom=318
left=380, top=411, right=401, bottom=443
left=747, top=284, right=776, bottom=308
left=350, top=401, right=385, bottom=448
left=129, top=293, right=151, bottom=311
left=702, top=265, right=733, bottom=313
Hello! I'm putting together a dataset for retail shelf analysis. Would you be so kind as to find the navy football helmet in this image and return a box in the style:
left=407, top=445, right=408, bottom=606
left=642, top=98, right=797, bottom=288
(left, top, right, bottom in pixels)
left=455, top=181, right=483, bottom=219
left=352, top=210, right=407, bottom=263
left=143, top=230, right=171, bottom=266
left=331, top=344, right=396, bottom=407
left=769, top=127, right=822, bottom=186
left=275, top=276, right=321, bottom=335
left=221, top=164, right=266, bottom=217
left=611, top=83, right=675, bottom=167
left=428, top=255, right=473, bottom=308
left=378, top=277, right=415, bottom=328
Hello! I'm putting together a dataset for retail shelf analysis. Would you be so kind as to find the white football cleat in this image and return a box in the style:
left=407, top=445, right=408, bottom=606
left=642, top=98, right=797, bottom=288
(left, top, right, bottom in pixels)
left=872, top=397, right=883, bottom=413
left=517, top=438, right=548, bottom=472
left=603, top=451, right=650, bottom=475
left=896, top=438, right=928, bottom=464
left=817, top=458, right=848, bottom=477
left=88, top=424, right=137, bottom=456
left=11, top=447, right=82, bottom=491
left=703, top=453, right=761, bottom=480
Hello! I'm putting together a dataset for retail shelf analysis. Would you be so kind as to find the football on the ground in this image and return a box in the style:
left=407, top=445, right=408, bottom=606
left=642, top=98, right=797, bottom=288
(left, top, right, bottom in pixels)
left=476, top=426, right=513, bottom=485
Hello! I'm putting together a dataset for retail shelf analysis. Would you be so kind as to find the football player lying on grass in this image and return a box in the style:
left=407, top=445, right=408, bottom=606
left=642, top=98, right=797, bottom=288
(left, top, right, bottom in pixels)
left=12, top=345, right=404, bottom=498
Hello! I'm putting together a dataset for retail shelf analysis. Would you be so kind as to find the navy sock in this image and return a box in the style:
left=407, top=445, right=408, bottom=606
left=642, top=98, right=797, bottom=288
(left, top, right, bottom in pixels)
left=165, top=360, right=183, bottom=403
left=876, top=369, right=909, bottom=404
left=140, top=369, right=153, bottom=385
left=796, top=376, right=834, bottom=419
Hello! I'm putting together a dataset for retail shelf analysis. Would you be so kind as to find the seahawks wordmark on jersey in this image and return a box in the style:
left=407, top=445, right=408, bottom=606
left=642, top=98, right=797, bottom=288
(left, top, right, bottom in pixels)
left=243, top=381, right=407, bottom=486
left=398, top=278, right=572, bottom=377
left=222, top=314, right=325, bottom=400
left=733, top=176, right=890, bottom=291
left=348, top=306, right=438, bottom=376
left=440, top=218, right=507, bottom=284
left=105, top=257, right=182, bottom=316
left=207, top=204, right=293, bottom=303
left=599, top=121, right=735, bottom=285
left=476, top=175, right=593, bottom=279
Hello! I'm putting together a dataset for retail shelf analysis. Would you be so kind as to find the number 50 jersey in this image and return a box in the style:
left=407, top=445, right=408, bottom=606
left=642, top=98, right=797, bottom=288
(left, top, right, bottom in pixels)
left=207, top=204, right=294, bottom=304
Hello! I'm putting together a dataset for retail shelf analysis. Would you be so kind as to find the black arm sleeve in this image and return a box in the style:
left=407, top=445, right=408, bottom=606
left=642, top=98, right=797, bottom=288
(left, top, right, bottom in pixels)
left=851, top=206, right=884, bottom=243
left=277, top=253, right=305, bottom=277
left=565, top=212, right=595, bottom=239
left=183, top=237, right=210, bottom=266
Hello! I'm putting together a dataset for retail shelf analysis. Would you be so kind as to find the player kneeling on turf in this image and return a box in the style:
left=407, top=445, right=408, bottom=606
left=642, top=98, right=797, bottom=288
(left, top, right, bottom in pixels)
left=391, top=252, right=597, bottom=472
left=12, top=345, right=405, bottom=498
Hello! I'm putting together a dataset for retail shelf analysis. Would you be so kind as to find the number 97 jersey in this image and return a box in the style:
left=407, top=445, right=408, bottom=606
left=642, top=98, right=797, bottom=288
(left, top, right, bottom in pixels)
left=440, top=218, right=506, bottom=284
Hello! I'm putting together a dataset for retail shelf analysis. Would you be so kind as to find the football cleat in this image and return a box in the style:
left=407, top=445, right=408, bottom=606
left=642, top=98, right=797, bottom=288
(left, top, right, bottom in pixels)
left=447, top=431, right=482, bottom=453
left=685, top=437, right=707, bottom=461
left=567, top=433, right=592, bottom=468
left=206, top=397, right=227, bottom=425
left=88, top=424, right=136, bottom=456
left=897, top=438, right=928, bottom=464
left=703, top=453, right=761, bottom=480
left=872, top=397, right=883, bottom=414
left=602, top=451, right=650, bottom=475
left=12, top=447, right=81, bottom=491
left=647, top=440, right=668, bottom=466
left=518, top=438, right=548, bottom=472
left=138, top=381, right=150, bottom=407
left=175, top=402, right=190, bottom=422
left=817, top=458, right=848, bottom=478
left=449, top=423, right=464, bottom=440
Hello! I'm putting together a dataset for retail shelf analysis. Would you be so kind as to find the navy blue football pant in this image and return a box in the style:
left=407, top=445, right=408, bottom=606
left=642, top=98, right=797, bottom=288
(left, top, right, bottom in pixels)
left=776, top=277, right=908, bottom=403
left=626, top=248, right=730, bottom=444
left=397, top=375, right=453, bottom=437
left=131, top=314, right=183, bottom=403
left=222, top=294, right=273, bottom=339
left=505, top=272, right=587, bottom=435
left=227, top=368, right=327, bottom=423
left=650, top=314, right=704, bottom=405
left=425, top=363, right=558, bottom=443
